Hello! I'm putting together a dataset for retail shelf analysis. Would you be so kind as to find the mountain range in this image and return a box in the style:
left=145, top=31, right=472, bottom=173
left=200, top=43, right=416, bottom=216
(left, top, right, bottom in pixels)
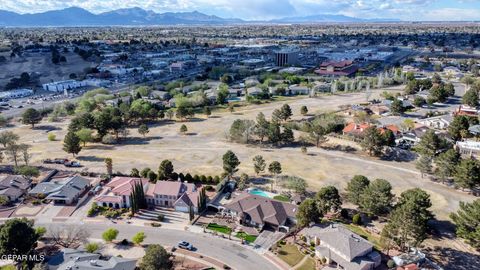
left=0, top=7, right=400, bottom=26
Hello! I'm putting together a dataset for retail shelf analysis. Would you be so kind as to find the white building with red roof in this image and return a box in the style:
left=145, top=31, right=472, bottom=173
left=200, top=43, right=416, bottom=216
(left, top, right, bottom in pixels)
left=94, top=177, right=149, bottom=209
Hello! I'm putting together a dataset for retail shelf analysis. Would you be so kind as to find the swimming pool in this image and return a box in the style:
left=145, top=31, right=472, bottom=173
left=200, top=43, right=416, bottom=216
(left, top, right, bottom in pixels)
left=248, top=188, right=274, bottom=198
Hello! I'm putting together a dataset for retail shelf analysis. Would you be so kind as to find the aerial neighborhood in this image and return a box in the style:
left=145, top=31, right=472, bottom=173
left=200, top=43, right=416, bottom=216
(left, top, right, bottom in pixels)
left=0, top=3, right=480, bottom=270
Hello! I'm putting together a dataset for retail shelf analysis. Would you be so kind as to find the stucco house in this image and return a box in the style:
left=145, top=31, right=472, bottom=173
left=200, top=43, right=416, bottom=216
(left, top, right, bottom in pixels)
left=301, top=224, right=381, bottom=270
left=223, top=193, right=297, bottom=232
left=0, top=175, right=31, bottom=202
left=146, top=180, right=200, bottom=213
left=94, top=177, right=149, bottom=209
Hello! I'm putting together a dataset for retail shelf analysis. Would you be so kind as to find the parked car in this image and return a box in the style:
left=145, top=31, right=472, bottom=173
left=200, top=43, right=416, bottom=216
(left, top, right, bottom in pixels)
left=225, top=192, right=232, bottom=200
left=177, top=241, right=193, bottom=251
left=64, top=161, right=81, bottom=167
left=54, top=158, right=68, bottom=164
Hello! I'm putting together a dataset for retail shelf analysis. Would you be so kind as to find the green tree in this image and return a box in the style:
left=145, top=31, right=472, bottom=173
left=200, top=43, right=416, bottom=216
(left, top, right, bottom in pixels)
left=415, top=155, right=432, bottom=178
left=415, top=130, right=447, bottom=158
left=448, top=116, right=470, bottom=141
left=15, top=166, right=39, bottom=178
left=360, top=126, right=385, bottom=156
left=296, top=198, right=323, bottom=227
left=158, top=160, right=174, bottom=180
left=203, top=106, right=212, bottom=117
left=0, top=131, right=19, bottom=148
left=22, top=108, right=42, bottom=128
left=360, top=179, right=394, bottom=216
left=180, top=124, right=188, bottom=134
left=85, top=242, right=100, bottom=253
left=216, top=83, right=229, bottom=104
left=434, top=149, right=460, bottom=182
left=138, top=124, right=150, bottom=137
left=139, top=244, right=173, bottom=270
left=63, top=131, right=82, bottom=157
left=267, top=122, right=282, bottom=144
left=105, top=158, right=113, bottom=176
left=222, top=150, right=240, bottom=178
left=76, top=128, right=93, bottom=147
left=382, top=189, right=433, bottom=251
left=306, top=121, right=327, bottom=147
left=281, top=127, right=294, bottom=145
left=132, top=232, right=146, bottom=245
left=254, top=112, right=269, bottom=142
left=346, top=175, right=370, bottom=205
left=454, top=158, right=480, bottom=190
left=252, top=155, right=266, bottom=175
left=268, top=161, right=282, bottom=176
left=390, top=99, right=405, bottom=115
left=300, top=105, right=308, bottom=115
left=382, top=129, right=396, bottom=147
left=279, top=104, right=292, bottom=122
left=450, top=199, right=480, bottom=249
left=316, top=186, right=342, bottom=213
left=102, top=228, right=119, bottom=242
left=462, top=88, right=479, bottom=107
left=131, top=168, right=140, bottom=177
left=0, top=218, right=39, bottom=263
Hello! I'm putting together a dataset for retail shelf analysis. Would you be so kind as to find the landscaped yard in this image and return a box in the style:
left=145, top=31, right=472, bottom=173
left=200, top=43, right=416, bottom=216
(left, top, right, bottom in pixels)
left=206, top=223, right=232, bottom=234
left=0, top=265, right=15, bottom=270
left=296, top=257, right=316, bottom=270
left=273, top=195, right=290, bottom=202
left=276, top=243, right=305, bottom=267
left=235, top=232, right=257, bottom=243
left=345, top=224, right=381, bottom=250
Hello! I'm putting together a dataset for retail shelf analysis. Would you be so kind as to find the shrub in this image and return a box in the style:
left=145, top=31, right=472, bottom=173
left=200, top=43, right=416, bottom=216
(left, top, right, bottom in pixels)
left=151, top=222, right=162, bottom=227
left=102, top=134, right=117, bottom=144
left=47, top=133, right=56, bottom=141
left=387, top=260, right=396, bottom=268
left=205, top=185, right=215, bottom=192
left=120, top=239, right=130, bottom=246
left=157, top=214, right=165, bottom=222
left=85, top=242, right=100, bottom=253
left=352, top=213, right=362, bottom=225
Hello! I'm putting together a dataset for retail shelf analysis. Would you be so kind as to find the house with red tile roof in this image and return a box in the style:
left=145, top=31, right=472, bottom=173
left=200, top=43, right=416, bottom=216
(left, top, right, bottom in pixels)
left=146, top=180, right=200, bottom=213
left=314, top=60, right=358, bottom=77
left=94, top=177, right=149, bottom=209
left=343, top=123, right=401, bottom=137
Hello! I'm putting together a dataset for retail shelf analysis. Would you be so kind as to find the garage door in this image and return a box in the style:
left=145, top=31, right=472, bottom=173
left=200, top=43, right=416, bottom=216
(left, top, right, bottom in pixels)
left=175, top=206, right=189, bottom=213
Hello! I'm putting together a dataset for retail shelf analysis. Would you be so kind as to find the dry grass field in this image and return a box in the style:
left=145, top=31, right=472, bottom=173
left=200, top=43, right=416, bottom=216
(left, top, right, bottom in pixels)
left=6, top=89, right=476, bottom=221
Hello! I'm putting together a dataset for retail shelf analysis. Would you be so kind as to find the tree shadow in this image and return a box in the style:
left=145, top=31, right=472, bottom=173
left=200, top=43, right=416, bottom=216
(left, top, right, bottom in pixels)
left=33, top=125, right=61, bottom=132
left=77, top=156, right=105, bottom=162
left=428, top=247, right=480, bottom=270
left=117, top=136, right=163, bottom=145
left=186, top=117, right=206, bottom=123
left=208, top=115, right=222, bottom=119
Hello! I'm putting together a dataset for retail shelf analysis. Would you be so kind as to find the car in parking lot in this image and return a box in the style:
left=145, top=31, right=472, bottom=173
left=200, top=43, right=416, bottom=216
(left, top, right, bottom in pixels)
left=177, top=241, right=194, bottom=251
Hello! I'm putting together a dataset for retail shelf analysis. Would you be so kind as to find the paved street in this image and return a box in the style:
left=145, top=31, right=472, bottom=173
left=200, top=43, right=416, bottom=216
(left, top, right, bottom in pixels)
left=36, top=221, right=279, bottom=270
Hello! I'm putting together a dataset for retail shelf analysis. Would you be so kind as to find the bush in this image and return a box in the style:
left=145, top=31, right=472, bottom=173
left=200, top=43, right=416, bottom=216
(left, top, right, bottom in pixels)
left=32, top=199, right=41, bottom=205
left=151, top=222, right=162, bottom=227
left=352, top=213, right=362, bottom=225
left=85, top=242, right=100, bottom=253
left=157, top=214, right=165, bottom=222
left=47, top=133, right=56, bottom=141
left=387, top=259, right=396, bottom=268
left=205, top=185, right=215, bottom=192
left=120, top=239, right=130, bottom=246
left=102, top=134, right=117, bottom=144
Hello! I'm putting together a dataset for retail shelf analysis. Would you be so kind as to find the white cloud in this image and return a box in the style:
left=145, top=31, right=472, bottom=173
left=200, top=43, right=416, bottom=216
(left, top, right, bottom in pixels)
left=0, top=0, right=478, bottom=20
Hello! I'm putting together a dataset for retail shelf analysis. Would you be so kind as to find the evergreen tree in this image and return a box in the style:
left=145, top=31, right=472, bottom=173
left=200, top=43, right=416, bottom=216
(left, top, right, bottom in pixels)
left=454, top=158, right=480, bottom=190
left=450, top=199, right=480, bottom=249
left=63, top=131, right=82, bottom=157
left=415, top=155, right=432, bottom=178
left=360, top=126, right=385, bottom=156
left=252, top=155, right=266, bottom=175
left=360, top=179, right=394, bottom=216
left=434, top=149, right=460, bottom=182
left=22, top=108, right=42, bottom=128
left=462, top=88, right=479, bottom=107
left=222, top=150, right=240, bottom=178
left=300, top=105, right=308, bottom=115
left=316, top=186, right=342, bottom=213
left=254, top=112, right=269, bottom=142
left=346, top=175, right=370, bottom=205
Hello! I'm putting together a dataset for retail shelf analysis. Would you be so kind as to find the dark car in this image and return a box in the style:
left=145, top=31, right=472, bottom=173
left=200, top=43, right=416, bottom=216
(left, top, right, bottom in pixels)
left=225, top=192, right=232, bottom=200
left=177, top=241, right=193, bottom=251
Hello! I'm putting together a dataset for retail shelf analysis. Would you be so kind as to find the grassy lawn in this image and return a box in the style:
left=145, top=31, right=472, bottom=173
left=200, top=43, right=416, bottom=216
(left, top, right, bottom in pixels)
left=273, top=195, right=290, bottom=202
left=0, top=265, right=16, bottom=270
left=206, top=223, right=232, bottom=234
left=296, top=257, right=316, bottom=270
left=277, top=243, right=305, bottom=267
left=235, top=232, right=257, bottom=243
left=345, top=224, right=382, bottom=250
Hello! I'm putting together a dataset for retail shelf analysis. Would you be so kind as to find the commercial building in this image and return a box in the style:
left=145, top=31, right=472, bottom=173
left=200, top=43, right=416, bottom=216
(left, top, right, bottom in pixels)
left=0, top=89, right=34, bottom=99
left=275, top=50, right=299, bottom=67
left=42, top=80, right=87, bottom=92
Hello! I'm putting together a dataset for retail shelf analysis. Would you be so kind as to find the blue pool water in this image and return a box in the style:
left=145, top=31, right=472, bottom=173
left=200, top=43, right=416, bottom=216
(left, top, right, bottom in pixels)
left=249, top=188, right=271, bottom=198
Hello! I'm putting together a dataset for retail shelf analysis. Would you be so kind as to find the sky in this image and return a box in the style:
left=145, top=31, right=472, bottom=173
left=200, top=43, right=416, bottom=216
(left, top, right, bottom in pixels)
left=1, top=0, right=480, bottom=21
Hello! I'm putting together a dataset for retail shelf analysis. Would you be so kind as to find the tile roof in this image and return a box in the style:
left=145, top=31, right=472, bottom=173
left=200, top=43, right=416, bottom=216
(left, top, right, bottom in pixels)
left=106, top=177, right=148, bottom=196
left=148, top=181, right=195, bottom=197
left=224, top=193, right=297, bottom=227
